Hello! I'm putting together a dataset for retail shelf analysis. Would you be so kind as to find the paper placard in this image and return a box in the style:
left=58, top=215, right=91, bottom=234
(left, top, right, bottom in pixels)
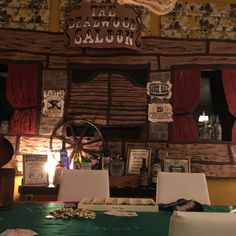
left=23, top=155, right=48, bottom=186
left=148, top=103, right=173, bottom=122
left=147, top=81, right=172, bottom=99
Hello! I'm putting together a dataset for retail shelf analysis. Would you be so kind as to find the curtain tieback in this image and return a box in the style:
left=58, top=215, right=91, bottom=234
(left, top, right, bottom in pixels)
left=174, top=112, right=191, bottom=116
left=14, top=105, right=37, bottom=111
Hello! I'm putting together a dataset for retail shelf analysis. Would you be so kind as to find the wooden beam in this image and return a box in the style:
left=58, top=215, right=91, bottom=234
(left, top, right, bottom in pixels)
left=150, top=13, right=161, bottom=37
left=182, top=0, right=236, bottom=3
left=49, top=0, right=60, bottom=32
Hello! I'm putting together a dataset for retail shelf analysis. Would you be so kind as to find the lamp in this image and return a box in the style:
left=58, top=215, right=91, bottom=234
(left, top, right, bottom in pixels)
left=198, top=111, right=209, bottom=123
left=117, top=0, right=177, bottom=16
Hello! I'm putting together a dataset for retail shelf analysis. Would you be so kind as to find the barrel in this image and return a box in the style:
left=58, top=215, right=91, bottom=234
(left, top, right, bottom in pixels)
left=0, top=168, right=15, bottom=209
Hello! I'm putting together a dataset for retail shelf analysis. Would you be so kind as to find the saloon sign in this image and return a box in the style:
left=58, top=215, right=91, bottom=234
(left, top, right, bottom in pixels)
left=147, top=81, right=172, bottom=99
left=64, top=2, right=142, bottom=50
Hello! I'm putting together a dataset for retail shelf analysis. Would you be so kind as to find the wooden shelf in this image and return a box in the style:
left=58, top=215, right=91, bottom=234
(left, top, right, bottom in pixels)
left=18, top=176, right=156, bottom=201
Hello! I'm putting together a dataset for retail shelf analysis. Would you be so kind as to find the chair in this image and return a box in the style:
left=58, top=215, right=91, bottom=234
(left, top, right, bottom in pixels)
left=168, top=211, right=236, bottom=236
left=156, top=172, right=211, bottom=205
left=57, top=169, right=110, bottom=202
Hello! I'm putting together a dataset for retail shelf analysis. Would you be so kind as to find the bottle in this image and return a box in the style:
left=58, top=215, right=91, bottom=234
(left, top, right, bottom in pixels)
left=53, top=161, right=64, bottom=186
left=60, top=141, right=69, bottom=169
left=102, top=146, right=111, bottom=173
left=140, top=158, right=149, bottom=189
left=209, top=115, right=215, bottom=140
left=214, top=115, right=222, bottom=141
left=151, top=149, right=162, bottom=188
left=81, top=153, right=92, bottom=169
left=73, top=151, right=81, bottom=169
left=110, top=153, right=124, bottom=176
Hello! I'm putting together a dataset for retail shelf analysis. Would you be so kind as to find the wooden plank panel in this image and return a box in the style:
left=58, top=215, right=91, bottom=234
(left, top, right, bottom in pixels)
left=230, top=145, right=236, bottom=162
left=160, top=55, right=236, bottom=70
left=0, top=52, right=46, bottom=64
left=209, top=41, right=236, bottom=54
left=49, top=55, right=158, bottom=71
left=48, top=56, right=67, bottom=69
left=191, top=163, right=236, bottom=178
left=168, top=143, right=230, bottom=163
left=19, top=136, right=50, bottom=154
left=141, top=37, right=207, bottom=54
left=0, top=29, right=81, bottom=55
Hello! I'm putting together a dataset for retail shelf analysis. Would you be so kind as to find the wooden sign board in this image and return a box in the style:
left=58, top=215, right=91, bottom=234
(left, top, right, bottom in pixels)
left=64, top=2, right=142, bottom=50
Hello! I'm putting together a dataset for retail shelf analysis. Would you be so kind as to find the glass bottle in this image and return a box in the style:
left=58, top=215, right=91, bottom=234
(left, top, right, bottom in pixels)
left=140, top=158, right=149, bottom=189
left=60, top=141, right=69, bottom=169
left=73, top=151, right=81, bottom=169
left=214, top=115, right=222, bottom=141
left=53, top=161, right=64, bottom=186
left=110, top=153, right=124, bottom=176
left=81, top=153, right=92, bottom=169
left=102, top=146, right=111, bottom=174
left=151, top=149, right=162, bottom=188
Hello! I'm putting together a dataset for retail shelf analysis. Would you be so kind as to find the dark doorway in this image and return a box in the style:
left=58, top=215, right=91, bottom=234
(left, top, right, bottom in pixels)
left=194, top=70, right=234, bottom=141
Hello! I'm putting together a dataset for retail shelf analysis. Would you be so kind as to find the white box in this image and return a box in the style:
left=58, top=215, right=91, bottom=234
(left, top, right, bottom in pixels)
left=78, top=197, right=159, bottom=212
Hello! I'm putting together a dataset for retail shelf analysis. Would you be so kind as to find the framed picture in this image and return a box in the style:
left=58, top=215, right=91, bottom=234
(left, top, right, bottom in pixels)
left=164, top=157, right=191, bottom=173
left=23, top=154, right=48, bottom=186
left=126, top=148, right=151, bottom=175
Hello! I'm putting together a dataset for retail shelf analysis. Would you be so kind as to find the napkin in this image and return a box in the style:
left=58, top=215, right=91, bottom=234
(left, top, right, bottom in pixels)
left=0, top=229, right=38, bottom=236
left=104, top=211, right=138, bottom=217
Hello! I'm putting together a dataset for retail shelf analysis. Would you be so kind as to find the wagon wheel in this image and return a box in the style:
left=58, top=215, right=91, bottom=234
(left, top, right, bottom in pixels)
left=50, top=118, right=104, bottom=167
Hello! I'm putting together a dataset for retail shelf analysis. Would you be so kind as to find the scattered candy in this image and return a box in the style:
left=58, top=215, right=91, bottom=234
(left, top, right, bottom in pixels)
left=46, top=208, right=96, bottom=219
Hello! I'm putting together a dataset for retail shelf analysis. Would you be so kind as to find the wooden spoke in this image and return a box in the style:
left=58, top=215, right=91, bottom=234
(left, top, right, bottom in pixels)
left=82, top=136, right=103, bottom=146
left=50, top=118, right=103, bottom=165
left=82, top=147, right=103, bottom=156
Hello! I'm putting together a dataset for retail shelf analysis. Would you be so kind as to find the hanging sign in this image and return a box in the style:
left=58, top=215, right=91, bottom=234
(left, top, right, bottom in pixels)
left=64, top=2, right=142, bottom=50
left=42, top=90, right=65, bottom=116
left=147, top=81, right=172, bottom=99
left=148, top=103, right=173, bottom=122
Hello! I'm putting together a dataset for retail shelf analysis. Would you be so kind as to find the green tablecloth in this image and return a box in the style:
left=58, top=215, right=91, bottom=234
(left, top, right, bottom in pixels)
left=0, top=202, right=172, bottom=236
left=0, top=203, right=233, bottom=236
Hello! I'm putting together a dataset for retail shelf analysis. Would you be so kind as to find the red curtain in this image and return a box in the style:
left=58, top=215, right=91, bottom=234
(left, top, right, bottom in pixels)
left=222, top=69, right=236, bottom=143
left=171, top=69, right=201, bottom=141
left=6, top=64, right=39, bottom=135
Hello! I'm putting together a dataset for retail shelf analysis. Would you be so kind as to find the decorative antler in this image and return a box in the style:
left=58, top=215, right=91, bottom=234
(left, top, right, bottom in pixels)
left=117, top=0, right=177, bottom=15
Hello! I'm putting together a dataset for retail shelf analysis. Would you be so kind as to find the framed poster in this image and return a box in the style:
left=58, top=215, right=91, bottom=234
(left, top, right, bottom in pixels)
left=23, top=155, right=48, bottom=186
left=164, top=157, right=191, bottom=173
left=126, top=148, right=151, bottom=175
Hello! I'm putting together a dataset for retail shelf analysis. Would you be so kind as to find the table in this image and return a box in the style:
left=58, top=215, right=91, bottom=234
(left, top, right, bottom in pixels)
left=0, top=203, right=231, bottom=236
left=18, top=185, right=156, bottom=201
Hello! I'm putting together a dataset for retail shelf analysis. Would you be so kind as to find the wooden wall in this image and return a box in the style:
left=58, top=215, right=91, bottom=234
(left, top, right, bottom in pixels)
left=1, top=28, right=236, bottom=180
